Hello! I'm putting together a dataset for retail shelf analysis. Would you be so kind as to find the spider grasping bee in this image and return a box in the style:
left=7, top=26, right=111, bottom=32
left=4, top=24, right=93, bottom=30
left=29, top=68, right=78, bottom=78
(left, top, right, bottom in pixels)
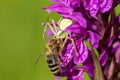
left=36, top=18, right=78, bottom=76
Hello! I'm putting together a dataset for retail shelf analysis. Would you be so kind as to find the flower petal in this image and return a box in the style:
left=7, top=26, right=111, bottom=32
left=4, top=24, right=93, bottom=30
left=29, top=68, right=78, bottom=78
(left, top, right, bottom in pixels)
left=44, top=4, right=72, bottom=14
left=112, top=41, right=120, bottom=64
left=87, top=31, right=99, bottom=48
left=65, top=24, right=86, bottom=34
left=99, top=50, right=108, bottom=66
left=46, top=29, right=54, bottom=36
left=74, top=40, right=88, bottom=64
left=84, top=0, right=99, bottom=18
left=73, top=55, right=94, bottom=78
left=62, top=12, right=87, bottom=28
left=61, top=41, right=74, bottom=66
left=99, top=0, right=113, bottom=13
left=69, top=0, right=81, bottom=9
left=67, top=70, right=84, bottom=80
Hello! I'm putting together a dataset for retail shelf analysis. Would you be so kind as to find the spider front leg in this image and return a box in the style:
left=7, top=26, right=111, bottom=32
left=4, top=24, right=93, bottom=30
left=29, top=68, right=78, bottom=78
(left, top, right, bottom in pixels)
left=43, top=23, right=56, bottom=40
left=67, top=34, right=78, bottom=56
left=57, top=33, right=70, bottom=66
left=50, top=18, right=58, bottom=33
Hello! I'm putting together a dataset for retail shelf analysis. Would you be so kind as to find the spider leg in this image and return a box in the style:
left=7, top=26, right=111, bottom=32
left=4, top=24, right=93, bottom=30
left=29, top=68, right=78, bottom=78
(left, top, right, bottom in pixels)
left=58, top=33, right=68, bottom=55
left=67, top=34, right=78, bottom=56
left=43, top=22, right=56, bottom=40
left=50, top=18, right=58, bottom=33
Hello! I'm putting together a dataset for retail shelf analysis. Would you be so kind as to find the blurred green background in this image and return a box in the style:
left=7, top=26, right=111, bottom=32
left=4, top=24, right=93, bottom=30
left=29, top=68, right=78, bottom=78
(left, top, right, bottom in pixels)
left=0, top=0, right=60, bottom=80
left=0, top=0, right=119, bottom=80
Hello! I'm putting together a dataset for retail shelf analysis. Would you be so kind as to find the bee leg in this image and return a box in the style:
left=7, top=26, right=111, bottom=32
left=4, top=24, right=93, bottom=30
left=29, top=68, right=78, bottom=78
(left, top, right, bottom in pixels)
left=58, top=55, right=66, bottom=67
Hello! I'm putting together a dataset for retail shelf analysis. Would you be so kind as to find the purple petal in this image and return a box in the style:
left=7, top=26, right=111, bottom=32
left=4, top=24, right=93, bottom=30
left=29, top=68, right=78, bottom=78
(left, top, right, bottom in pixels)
left=65, top=24, right=86, bottom=34
left=74, top=40, right=88, bottom=64
left=74, top=65, right=93, bottom=78
left=115, top=47, right=120, bottom=65
left=44, top=4, right=73, bottom=14
left=69, top=0, right=81, bottom=9
left=87, top=31, right=99, bottom=48
left=84, top=0, right=99, bottom=18
left=44, top=4, right=86, bottom=28
left=46, top=29, right=53, bottom=36
left=62, top=12, right=87, bottom=28
left=112, top=41, right=120, bottom=53
left=50, top=0, right=80, bottom=9
left=61, top=52, right=73, bottom=66
left=61, top=42, right=74, bottom=66
left=99, top=0, right=113, bottom=13
left=55, top=76, right=60, bottom=80
left=112, top=41, right=120, bottom=64
left=73, top=55, right=94, bottom=78
left=99, top=50, right=108, bottom=66
left=67, top=70, right=84, bottom=80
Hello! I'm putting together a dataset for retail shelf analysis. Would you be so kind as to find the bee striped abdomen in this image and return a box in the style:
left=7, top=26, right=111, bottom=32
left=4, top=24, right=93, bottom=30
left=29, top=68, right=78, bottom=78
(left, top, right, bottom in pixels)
left=46, top=54, right=61, bottom=76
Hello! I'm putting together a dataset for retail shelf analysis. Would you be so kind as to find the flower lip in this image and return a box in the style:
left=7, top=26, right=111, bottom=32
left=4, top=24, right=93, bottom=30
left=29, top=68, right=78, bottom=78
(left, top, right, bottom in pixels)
left=73, top=40, right=88, bottom=64
left=100, top=0, right=113, bottom=13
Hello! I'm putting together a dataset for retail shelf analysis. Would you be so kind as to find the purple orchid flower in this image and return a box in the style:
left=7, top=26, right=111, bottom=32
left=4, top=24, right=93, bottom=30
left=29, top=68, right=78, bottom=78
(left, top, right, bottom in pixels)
left=41, top=0, right=120, bottom=80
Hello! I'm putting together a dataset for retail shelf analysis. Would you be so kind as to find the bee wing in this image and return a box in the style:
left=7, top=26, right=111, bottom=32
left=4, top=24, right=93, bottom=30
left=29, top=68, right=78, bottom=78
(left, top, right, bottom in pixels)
left=34, top=48, right=47, bottom=65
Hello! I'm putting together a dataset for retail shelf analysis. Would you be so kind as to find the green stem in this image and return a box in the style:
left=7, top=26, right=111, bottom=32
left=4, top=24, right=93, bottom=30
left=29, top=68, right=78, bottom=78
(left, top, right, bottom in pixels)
left=85, top=41, right=104, bottom=80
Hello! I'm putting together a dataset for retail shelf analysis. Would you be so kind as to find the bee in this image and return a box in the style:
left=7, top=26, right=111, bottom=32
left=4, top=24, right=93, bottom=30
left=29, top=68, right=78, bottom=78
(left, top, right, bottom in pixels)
left=35, top=18, right=78, bottom=76
left=45, top=38, right=64, bottom=76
